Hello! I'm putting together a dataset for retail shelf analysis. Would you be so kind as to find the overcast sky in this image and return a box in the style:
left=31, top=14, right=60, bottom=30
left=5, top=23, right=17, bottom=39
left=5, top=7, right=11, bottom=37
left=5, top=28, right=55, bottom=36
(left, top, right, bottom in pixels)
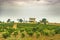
left=0, top=0, right=60, bottom=23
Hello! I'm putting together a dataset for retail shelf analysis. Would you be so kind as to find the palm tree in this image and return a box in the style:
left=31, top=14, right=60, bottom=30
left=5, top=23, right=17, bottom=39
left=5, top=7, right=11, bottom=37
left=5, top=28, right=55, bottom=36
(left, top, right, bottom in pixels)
left=41, top=18, right=47, bottom=25
left=17, top=19, right=23, bottom=23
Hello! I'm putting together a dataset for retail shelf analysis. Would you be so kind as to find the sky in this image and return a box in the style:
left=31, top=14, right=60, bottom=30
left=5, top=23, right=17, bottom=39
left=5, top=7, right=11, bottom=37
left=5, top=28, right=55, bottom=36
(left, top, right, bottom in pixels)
left=0, top=0, right=60, bottom=23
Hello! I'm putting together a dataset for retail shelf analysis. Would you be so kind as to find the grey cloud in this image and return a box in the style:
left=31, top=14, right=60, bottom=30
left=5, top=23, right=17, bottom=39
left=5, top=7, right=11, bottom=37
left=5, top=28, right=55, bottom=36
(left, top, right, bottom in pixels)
left=0, top=0, right=60, bottom=3
left=0, top=0, right=60, bottom=22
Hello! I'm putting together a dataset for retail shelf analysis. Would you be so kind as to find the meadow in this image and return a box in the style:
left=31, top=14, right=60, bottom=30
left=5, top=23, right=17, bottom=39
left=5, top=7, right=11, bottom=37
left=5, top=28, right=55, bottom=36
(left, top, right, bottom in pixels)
left=0, top=22, right=60, bottom=40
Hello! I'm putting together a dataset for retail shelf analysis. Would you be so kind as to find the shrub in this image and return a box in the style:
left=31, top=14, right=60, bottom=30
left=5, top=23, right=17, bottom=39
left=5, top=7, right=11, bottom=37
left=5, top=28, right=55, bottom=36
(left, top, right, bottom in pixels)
left=42, top=29, right=50, bottom=36
left=36, top=31, right=40, bottom=38
left=7, top=28, right=15, bottom=34
left=21, top=32, right=25, bottom=38
left=27, top=31, right=34, bottom=37
left=55, top=27, right=60, bottom=34
left=32, top=27, right=37, bottom=32
left=2, top=32, right=10, bottom=39
left=13, top=31, right=18, bottom=37
left=20, top=28, right=25, bottom=32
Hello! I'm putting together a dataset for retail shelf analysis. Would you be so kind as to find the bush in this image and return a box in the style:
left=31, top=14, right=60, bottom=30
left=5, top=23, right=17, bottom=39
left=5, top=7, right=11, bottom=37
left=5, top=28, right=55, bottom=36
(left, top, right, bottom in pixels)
left=55, top=27, right=60, bottom=34
left=0, top=29, right=4, bottom=32
left=32, top=27, right=37, bottom=32
left=20, top=28, right=25, bottom=32
left=13, top=31, right=18, bottom=37
left=42, top=29, right=50, bottom=36
left=2, top=32, right=10, bottom=39
left=36, top=31, right=40, bottom=38
left=7, top=28, right=15, bottom=34
left=42, top=29, right=55, bottom=36
left=21, top=32, right=25, bottom=38
left=27, top=31, right=34, bottom=37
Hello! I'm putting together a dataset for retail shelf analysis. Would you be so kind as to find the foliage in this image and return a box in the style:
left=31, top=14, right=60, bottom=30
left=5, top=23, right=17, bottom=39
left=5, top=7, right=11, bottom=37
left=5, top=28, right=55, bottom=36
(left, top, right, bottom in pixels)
left=17, top=19, right=23, bottom=23
left=0, top=23, right=60, bottom=39
left=36, top=31, right=40, bottom=38
left=27, top=30, right=34, bottom=36
left=20, top=28, right=25, bottom=32
left=42, top=18, right=47, bottom=25
left=55, top=27, right=60, bottom=34
left=13, top=30, right=18, bottom=37
left=21, top=32, right=25, bottom=38
left=2, top=32, right=10, bottom=39
left=7, top=19, right=11, bottom=23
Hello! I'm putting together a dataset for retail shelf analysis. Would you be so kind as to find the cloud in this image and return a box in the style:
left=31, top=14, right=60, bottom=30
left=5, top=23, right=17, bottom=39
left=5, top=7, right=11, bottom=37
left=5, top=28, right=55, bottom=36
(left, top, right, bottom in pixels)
left=0, top=0, right=60, bottom=23
left=0, top=0, right=60, bottom=6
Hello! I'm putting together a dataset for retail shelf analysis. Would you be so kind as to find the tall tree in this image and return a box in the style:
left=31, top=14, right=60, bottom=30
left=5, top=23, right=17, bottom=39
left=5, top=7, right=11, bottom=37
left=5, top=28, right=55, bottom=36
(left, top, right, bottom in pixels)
left=42, top=18, right=47, bottom=25
left=7, top=19, right=11, bottom=23
left=17, top=19, right=23, bottom=23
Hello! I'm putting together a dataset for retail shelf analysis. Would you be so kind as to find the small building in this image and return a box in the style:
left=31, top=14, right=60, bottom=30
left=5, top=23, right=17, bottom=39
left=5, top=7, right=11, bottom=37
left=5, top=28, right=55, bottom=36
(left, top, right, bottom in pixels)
left=29, top=18, right=36, bottom=23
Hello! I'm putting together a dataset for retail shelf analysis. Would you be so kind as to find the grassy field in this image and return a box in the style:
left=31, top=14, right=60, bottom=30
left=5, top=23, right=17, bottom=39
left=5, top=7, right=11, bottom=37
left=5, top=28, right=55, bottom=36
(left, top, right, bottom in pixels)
left=0, top=22, right=60, bottom=40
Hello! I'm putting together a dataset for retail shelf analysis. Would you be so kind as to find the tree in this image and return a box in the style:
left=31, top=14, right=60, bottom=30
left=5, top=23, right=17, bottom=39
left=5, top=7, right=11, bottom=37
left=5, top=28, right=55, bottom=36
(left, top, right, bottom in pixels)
left=0, top=21, right=2, bottom=23
left=17, top=19, right=23, bottom=23
left=7, top=19, right=11, bottom=23
left=42, top=18, right=47, bottom=25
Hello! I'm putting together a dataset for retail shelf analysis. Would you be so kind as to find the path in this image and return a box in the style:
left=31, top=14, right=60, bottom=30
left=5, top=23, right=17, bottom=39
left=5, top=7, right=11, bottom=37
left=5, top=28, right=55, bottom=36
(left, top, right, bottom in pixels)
left=13, top=23, right=17, bottom=29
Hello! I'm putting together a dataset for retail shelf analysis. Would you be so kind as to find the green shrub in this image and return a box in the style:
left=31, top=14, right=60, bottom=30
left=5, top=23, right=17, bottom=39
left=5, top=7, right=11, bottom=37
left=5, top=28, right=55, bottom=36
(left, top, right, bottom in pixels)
left=7, top=28, right=15, bottom=34
left=13, top=31, right=18, bottom=37
left=36, top=31, right=40, bottom=38
left=21, top=32, right=25, bottom=38
left=20, top=28, right=25, bottom=32
left=32, top=27, right=37, bottom=32
left=2, top=32, right=10, bottom=39
left=27, top=31, right=34, bottom=37
left=55, top=27, right=60, bottom=34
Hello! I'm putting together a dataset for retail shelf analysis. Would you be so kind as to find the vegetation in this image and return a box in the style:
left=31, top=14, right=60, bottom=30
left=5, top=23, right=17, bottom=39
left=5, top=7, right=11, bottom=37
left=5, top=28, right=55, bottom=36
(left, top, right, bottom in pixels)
left=21, top=32, right=25, bottom=38
left=41, top=18, right=47, bottom=25
left=17, top=19, right=23, bottom=23
left=2, top=32, right=10, bottom=39
left=0, top=18, right=60, bottom=40
left=7, top=19, right=11, bottom=23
